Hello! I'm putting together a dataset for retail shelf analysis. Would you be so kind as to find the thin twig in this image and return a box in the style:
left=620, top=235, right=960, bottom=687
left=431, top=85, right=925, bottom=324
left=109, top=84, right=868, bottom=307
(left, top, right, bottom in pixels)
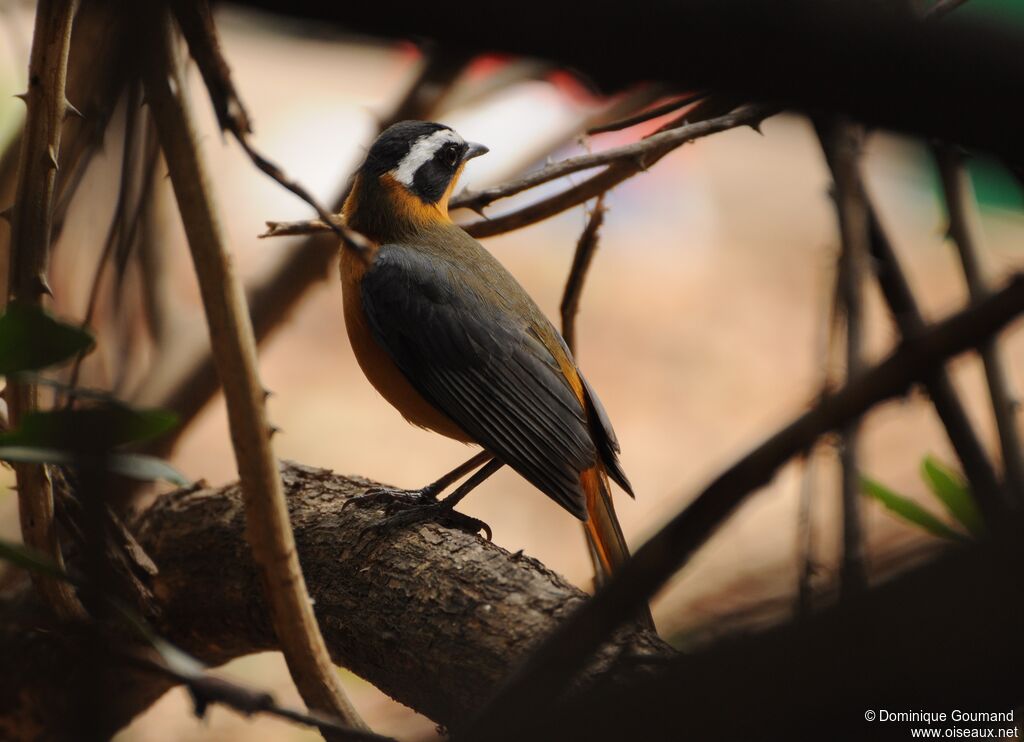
left=260, top=215, right=343, bottom=239
left=936, top=145, right=1024, bottom=502
left=816, top=118, right=868, bottom=601
left=5, top=0, right=86, bottom=621
left=262, top=104, right=778, bottom=242
left=560, top=197, right=605, bottom=354
left=797, top=257, right=843, bottom=618
left=586, top=92, right=706, bottom=135
left=51, top=0, right=137, bottom=246
left=63, top=86, right=151, bottom=408
left=795, top=450, right=817, bottom=618
left=450, top=104, right=775, bottom=218
left=142, top=13, right=367, bottom=736
left=125, top=655, right=394, bottom=741
left=462, top=272, right=1024, bottom=742
left=168, top=0, right=355, bottom=247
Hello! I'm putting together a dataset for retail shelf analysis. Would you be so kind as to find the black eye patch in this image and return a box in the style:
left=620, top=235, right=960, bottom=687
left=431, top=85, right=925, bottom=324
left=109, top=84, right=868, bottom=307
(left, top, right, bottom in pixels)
left=412, top=158, right=452, bottom=204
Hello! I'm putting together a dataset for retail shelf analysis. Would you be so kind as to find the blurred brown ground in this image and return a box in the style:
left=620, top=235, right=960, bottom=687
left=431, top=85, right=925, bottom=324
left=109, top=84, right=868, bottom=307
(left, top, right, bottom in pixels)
left=2, top=6, right=1023, bottom=740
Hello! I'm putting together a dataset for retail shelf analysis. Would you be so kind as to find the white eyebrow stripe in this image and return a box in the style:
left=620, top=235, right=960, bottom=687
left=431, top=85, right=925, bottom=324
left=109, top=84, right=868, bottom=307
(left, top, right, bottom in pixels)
left=392, top=128, right=463, bottom=186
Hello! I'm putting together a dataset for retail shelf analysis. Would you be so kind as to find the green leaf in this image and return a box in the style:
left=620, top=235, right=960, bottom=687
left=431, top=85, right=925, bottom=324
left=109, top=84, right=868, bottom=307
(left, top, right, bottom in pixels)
left=0, top=446, right=190, bottom=486
left=920, top=456, right=984, bottom=537
left=860, top=476, right=966, bottom=542
left=0, top=404, right=178, bottom=450
left=0, top=302, right=94, bottom=376
left=105, top=453, right=190, bottom=486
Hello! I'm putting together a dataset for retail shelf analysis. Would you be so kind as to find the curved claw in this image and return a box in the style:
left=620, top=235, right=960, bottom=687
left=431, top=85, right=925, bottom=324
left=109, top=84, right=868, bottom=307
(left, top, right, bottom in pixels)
left=365, top=501, right=492, bottom=540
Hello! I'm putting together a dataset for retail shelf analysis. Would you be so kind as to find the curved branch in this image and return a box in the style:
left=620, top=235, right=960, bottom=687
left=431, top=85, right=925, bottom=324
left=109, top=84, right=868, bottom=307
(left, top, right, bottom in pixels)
left=141, top=13, right=366, bottom=735
left=452, top=104, right=768, bottom=214
left=259, top=104, right=776, bottom=243
left=451, top=104, right=773, bottom=233
left=0, top=463, right=669, bottom=738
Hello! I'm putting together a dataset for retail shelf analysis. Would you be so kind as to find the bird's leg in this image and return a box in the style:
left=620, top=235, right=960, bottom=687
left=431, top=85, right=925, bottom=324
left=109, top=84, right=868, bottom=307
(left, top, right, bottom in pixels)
left=366, top=457, right=505, bottom=539
left=344, top=450, right=493, bottom=512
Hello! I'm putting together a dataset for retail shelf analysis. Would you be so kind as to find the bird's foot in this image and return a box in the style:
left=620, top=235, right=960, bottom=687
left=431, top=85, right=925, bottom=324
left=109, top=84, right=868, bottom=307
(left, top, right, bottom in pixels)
left=380, top=502, right=492, bottom=540
left=342, top=484, right=438, bottom=514
left=359, top=498, right=492, bottom=541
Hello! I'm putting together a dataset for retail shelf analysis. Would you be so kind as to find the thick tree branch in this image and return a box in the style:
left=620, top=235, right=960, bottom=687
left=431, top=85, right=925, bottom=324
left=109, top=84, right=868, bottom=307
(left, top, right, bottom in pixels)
left=141, top=13, right=366, bottom=735
left=5, top=0, right=85, bottom=621
left=464, top=273, right=1024, bottom=741
left=0, top=463, right=670, bottom=738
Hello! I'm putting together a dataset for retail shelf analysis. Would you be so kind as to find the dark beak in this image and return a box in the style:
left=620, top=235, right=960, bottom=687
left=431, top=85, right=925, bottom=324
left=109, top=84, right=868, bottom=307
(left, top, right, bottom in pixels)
left=462, top=142, right=489, bottom=162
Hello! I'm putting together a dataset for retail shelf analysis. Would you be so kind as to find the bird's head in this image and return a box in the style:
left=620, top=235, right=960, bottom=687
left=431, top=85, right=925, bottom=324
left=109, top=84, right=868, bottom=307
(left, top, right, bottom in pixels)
left=345, top=121, right=488, bottom=236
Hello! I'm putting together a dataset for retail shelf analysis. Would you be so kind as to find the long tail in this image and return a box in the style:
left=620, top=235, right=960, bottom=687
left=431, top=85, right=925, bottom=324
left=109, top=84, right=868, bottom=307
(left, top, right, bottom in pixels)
left=580, top=465, right=655, bottom=629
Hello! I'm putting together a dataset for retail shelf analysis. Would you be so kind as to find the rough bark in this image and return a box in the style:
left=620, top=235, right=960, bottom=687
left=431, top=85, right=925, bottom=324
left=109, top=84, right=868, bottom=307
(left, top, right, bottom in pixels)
left=0, top=462, right=670, bottom=739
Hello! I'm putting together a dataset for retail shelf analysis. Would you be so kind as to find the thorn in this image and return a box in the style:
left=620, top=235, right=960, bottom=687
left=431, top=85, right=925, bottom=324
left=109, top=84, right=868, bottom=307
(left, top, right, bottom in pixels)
left=0, top=205, right=12, bottom=223
left=268, top=425, right=281, bottom=438
left=46, top=145, right=58, bottom=171
left=35, top=273, right=54, bottom=298
left=64, top=99, right=83, bottom=119
left=13, top=91, right=28, bottom=103
left=748, top=120, right=765, bottom=135
left=943, top=223, right=954, bottom=241
left=262, top=388, right=273, bottom=401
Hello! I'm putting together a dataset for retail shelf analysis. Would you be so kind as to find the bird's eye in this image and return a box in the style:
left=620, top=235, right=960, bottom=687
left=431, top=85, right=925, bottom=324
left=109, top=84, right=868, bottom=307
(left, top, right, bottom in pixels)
left=443, top=145, right=459, bottom=168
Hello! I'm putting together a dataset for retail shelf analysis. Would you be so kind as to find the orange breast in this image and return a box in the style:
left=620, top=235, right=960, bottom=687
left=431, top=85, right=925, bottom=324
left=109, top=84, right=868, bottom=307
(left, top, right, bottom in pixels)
left=339, top=246, right=473, bottom=443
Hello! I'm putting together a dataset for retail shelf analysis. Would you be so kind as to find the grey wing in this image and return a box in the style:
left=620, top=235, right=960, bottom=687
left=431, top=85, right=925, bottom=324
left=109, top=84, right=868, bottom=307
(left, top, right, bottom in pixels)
left=360, top=244, right=597, bottom=518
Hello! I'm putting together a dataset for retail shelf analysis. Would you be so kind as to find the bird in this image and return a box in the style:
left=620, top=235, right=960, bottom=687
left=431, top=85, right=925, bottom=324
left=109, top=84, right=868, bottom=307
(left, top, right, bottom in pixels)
left=338, top=120, right=636, bottom=582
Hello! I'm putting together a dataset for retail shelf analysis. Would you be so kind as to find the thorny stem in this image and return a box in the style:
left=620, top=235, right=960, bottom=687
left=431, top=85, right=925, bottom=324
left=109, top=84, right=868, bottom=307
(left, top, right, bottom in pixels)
left=450, top=104, right=774, bottom=220
left=142, top=12, right=367, bottom=736
left=261, top=104, right=777, bottom=243
left=6, top=0, right=87, bottom=621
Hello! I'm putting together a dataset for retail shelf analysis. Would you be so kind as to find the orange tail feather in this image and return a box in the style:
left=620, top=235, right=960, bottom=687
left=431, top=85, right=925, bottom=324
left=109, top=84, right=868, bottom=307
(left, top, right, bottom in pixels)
left=580, top=466, right=654, bottom=629
left=581, top=466, right=632, bottom=581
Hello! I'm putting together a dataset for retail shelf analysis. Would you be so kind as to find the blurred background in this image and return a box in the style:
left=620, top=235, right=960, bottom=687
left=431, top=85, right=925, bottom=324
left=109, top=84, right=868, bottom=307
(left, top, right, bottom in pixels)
left=2, top=1, right=1024, bottom=738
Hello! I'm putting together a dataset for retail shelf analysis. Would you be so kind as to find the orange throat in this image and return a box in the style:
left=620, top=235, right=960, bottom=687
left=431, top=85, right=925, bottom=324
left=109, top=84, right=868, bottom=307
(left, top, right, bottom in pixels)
left=343, top=167, right=465, bottom=242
